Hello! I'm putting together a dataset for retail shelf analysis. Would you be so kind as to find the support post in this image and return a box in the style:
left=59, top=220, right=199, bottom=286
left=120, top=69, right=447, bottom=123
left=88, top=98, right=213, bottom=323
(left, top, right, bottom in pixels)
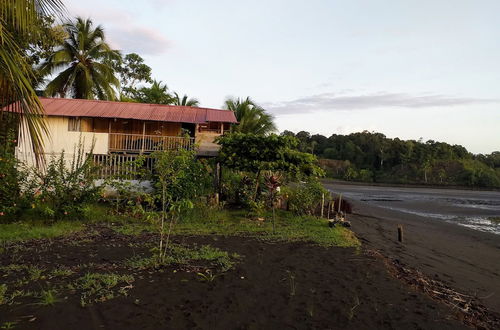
left=320, top=193, right=325, bottom=218
left=397, top=225, right=404, bottom=243
left=141, top=121, right=146, bottom=154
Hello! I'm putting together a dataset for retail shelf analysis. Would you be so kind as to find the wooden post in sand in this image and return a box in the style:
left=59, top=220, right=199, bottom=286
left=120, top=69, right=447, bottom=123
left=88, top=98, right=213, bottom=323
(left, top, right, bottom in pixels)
left=320, top=193, right=325, bottom=218
left=397, top=225, right=404, bottom=243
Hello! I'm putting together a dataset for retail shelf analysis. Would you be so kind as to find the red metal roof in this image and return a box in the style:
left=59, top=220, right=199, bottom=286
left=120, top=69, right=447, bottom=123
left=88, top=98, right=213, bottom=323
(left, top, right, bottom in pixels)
left=36, top=98, right=238, bottom=124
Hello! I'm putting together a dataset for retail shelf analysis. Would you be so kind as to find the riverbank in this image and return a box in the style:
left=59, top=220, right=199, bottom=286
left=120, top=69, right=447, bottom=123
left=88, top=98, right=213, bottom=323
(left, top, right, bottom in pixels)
left=322, top=178, right=500, bottom=192
left=340, top=199, right=500, bottom=313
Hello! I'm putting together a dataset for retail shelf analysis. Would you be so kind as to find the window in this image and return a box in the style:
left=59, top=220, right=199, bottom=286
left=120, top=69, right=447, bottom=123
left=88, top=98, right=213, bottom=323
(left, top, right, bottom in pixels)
left=68, top=117, right=81, bottom=132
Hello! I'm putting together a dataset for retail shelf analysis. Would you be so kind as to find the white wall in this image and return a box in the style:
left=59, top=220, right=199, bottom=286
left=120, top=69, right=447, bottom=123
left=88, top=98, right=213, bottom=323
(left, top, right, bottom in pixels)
left=16, top=116, right=109, bottom=167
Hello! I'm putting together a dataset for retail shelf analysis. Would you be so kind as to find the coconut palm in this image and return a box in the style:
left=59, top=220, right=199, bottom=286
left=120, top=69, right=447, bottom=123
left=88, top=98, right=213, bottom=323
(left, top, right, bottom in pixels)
left=173, top=92, right=199, bottom=107
left=41, top=17, right=121, bottom=100
left=1, top=0, right=65, bottom=161
left=134, top=80, right=175, bottom=104
left=224, top=97, right=276, bottom=135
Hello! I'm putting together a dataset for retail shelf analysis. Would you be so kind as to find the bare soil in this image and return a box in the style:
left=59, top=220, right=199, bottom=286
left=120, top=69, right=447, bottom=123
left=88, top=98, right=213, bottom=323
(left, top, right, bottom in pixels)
left=0, top=225, right=484, bottom=329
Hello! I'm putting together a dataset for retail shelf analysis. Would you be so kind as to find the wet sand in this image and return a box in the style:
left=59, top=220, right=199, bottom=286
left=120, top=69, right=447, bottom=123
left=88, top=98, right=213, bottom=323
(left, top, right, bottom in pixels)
left=323, top=182, right=500, bottom=312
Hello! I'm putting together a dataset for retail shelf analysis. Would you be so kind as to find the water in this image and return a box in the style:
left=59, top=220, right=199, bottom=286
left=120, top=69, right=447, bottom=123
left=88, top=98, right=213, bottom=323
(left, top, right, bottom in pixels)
left=325, top=183, right=500, bottom=235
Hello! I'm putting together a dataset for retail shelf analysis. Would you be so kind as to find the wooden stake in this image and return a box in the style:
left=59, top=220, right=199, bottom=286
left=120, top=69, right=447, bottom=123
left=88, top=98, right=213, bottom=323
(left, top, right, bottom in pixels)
left=397, top=225, right=403, bottom=243
left=320, top=193, right=325, bottom=218
left=338, top=193, right=342, bottom=213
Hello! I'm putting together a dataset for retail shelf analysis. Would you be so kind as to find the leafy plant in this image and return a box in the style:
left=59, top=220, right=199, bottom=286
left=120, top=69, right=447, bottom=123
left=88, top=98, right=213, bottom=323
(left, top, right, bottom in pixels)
left=282, top=180, right=328, bottom=216
left=22, top=139, right=101, bottom=220
left=36, top=289, right=59, bottom=306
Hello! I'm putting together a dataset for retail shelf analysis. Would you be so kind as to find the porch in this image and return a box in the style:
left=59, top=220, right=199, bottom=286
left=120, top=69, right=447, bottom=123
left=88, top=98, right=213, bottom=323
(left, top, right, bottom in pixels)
left=108, top=133, right=195, bottom=154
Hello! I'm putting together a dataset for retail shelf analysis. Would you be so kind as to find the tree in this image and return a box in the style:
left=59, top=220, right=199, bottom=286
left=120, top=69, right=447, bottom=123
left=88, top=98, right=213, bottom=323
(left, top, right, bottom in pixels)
left=224, top=97, right=276, bottom=135
left=173, top=92, right=199, bottom=107
left=134, top=80, right=175, bottom=104
left=113, top=53, right=152, bottom=99
left=217, top=133, right=323, bottom=199
left=1, top=0, right=65, bottom=161
left=41, top=17, right=121, bottom=100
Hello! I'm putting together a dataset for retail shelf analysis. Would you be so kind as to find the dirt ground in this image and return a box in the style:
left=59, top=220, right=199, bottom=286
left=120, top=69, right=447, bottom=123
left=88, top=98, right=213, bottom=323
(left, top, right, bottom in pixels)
left=0, top=225, right=481, bottom=330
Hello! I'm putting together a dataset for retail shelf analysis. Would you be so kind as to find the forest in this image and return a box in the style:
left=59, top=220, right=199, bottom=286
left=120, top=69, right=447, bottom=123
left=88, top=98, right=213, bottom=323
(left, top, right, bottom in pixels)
left=282, top=130, right=500, bottom=188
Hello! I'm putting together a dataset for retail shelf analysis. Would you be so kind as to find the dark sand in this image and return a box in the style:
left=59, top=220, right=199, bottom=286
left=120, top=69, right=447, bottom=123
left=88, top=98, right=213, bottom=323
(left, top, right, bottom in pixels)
left=1, top=229, right=470, bottom=329
left=323, top=182, right=500, bottom=313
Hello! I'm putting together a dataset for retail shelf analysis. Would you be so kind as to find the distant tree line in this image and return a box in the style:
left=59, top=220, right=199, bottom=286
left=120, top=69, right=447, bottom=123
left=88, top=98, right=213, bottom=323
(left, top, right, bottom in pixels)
left=281, top=130, right=500, bottom=188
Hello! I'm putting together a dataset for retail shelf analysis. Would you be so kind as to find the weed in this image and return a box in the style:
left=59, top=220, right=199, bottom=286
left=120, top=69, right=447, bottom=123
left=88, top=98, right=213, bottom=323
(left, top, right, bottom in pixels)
left=74, top=273, right=134, bottom=306
left=36, top=289, right=59, bottom=306
left=27, top=266, right=44, bottom=281
left=0, top=322, right=17, bottom=329
left=347, top=295, right=360, bottom=320
left=50, top=267, right=74, bottom=278
left=0, top=284, right=7, bottom=305
left=196, top=270, right=220, bottom=283
left=286, top=270, right=296, bottom=297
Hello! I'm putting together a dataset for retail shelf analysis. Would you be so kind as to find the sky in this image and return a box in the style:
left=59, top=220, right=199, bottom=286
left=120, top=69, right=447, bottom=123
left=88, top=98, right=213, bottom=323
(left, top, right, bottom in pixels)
left=65, top=0, right=499, bottom=154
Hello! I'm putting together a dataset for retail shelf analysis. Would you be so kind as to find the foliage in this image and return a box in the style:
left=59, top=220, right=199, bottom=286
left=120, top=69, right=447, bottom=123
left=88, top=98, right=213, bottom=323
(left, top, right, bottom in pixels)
left=0, top=0, right=64, bottom=162
left=173, top=92, right=199, bottom=106
left=113, top=52, right=152, bottom=98
left=288, top=130, right=500, bottom=187
left=282, top=180, right=328, bottom=216
left=220, top=170, right=255, bottom=207
left=217, top=133, right=324, bottom=179
left=151, top=149, right=212, bottom=261
left=133, top=80, right=175, bottom=104
left=224, top=97, right=276, bottom=135
left=40, top=17, right=121, bottom=100
left=22, top=143, right=101, bottom=220
left=0, top=130, right=21, bottom=220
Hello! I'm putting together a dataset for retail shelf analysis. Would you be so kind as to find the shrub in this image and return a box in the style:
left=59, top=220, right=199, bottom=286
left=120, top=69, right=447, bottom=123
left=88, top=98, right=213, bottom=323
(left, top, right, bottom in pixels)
left=282, top=180, right=328, bottom=215
left=0, top=133, right=21, bottom=221
left=22, top=144, right=101, bottom=220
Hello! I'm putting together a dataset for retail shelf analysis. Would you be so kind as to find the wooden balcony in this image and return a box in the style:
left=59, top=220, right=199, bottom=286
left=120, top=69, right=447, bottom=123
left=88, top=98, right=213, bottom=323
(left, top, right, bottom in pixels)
left=108, top=133, right=195, bottom=154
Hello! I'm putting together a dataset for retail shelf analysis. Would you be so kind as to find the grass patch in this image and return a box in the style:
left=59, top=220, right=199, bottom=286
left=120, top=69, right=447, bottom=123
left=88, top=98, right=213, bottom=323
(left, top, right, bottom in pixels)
left=0, top=221, right=83, bottom=243
left=172, top=208, right=360, bottom=247
left=124, top=244, right=237, bottom=272
left=70, top=272, right=134, bottom=306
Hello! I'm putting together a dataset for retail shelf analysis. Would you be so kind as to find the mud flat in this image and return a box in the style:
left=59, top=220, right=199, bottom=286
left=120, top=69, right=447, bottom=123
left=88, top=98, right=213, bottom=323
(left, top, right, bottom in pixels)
left=324, top=182, right=500, bottom=312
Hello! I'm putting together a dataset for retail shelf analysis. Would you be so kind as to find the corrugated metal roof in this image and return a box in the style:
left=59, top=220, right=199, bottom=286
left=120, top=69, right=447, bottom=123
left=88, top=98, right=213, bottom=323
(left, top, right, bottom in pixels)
left=36, top=98, right=238, bottom=124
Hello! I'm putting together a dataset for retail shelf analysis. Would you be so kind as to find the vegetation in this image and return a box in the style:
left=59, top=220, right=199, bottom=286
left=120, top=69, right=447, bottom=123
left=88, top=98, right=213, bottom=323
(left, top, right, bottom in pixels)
left=224, top=97, right=276, bottom=135
left=41, top=17, right=121, bottom=100
left=0, top=0, right=65, bottom=161
left=284, top=130, right=500, bottom=188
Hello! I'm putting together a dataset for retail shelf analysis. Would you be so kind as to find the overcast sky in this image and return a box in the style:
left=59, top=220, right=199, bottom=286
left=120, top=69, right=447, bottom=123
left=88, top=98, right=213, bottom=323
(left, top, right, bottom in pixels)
left=65, top=0, right=499, bottom=154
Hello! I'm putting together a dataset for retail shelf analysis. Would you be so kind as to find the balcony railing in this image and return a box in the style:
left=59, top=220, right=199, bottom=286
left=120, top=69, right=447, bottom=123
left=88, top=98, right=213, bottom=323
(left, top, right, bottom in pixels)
left=109, top=133, right=195, bottom=153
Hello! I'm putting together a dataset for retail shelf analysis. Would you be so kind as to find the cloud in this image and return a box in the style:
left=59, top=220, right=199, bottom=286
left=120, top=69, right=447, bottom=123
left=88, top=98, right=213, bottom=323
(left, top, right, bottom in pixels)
left=264, top=92, right=499, bottom=115
left=66, top=3, right=170, bottom=55
left=107, top=26, right=170, bottom=55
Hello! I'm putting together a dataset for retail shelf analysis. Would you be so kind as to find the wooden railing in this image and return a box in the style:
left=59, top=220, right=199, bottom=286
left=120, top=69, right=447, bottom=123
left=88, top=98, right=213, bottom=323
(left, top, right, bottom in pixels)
left=108, top=133, right=195, bottom=153
left=93, top=154, right=155, bottom=179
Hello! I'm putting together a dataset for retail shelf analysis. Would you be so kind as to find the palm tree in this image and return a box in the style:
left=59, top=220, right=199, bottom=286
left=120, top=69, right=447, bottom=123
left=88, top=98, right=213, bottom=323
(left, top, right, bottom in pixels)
left=224, top=97, right=276, bottom=135
left=1, top=0, right=65, bottom=161
left=41, top=17, right=121, bottom=100
left=134, top=80, right=175, bottom=104
left=173, top=92, right=199, bottom=107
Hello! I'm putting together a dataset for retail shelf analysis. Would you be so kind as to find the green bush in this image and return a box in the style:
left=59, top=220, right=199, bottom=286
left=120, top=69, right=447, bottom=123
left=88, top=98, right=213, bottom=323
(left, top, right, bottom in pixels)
left=282, top=180, right=328, bottom=215
left=0, top=133, right=21, bottom=221
left=22, top=147, right=101, bottom=220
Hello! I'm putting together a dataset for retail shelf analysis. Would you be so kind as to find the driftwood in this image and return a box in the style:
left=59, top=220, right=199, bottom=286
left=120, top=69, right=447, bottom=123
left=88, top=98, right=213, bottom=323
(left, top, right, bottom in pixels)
left=366, top=249, right=500, bottom=329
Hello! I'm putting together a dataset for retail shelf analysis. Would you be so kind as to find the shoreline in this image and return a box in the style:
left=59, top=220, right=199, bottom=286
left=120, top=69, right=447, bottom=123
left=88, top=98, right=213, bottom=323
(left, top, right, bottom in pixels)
left=321, top=178, right=500, bottom=192
left=346, top=200, right=500, bottom=313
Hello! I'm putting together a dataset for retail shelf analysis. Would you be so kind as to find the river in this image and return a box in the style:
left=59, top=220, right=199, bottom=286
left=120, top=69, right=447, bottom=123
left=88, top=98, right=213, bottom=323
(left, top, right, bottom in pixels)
left=324, top=182, right=500, bottom=235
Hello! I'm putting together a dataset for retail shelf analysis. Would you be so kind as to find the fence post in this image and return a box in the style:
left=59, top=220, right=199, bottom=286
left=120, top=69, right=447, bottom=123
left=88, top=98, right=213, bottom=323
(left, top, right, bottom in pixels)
left=320, top=193, right=325, bottom=218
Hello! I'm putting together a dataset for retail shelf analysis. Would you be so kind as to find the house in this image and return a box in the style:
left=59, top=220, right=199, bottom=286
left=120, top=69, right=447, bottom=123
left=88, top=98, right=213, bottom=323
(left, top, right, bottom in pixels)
left=14, top=98, right=237, bottom=174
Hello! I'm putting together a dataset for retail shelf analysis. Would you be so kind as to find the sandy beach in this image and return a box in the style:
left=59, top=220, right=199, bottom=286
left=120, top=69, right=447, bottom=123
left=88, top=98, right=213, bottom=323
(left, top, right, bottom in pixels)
left=324, top=182, right=500, bottom=312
